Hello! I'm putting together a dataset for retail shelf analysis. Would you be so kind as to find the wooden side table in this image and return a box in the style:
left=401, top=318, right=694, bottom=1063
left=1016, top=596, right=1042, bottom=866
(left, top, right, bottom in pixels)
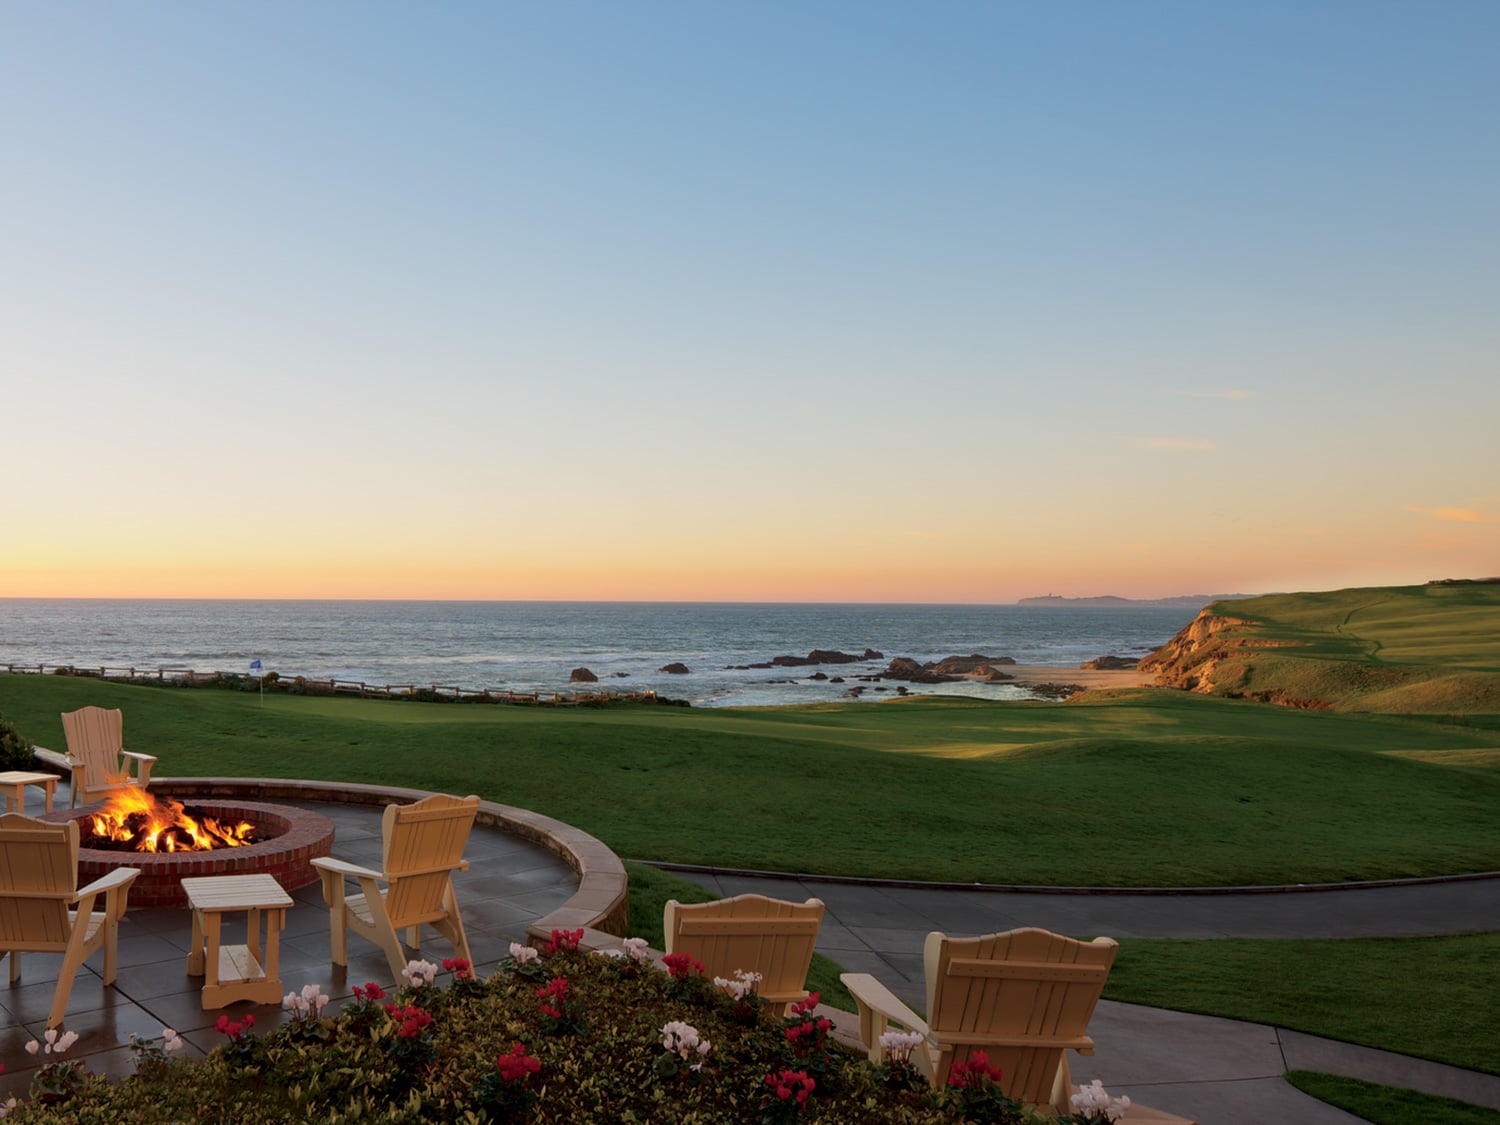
left=182, top=873, right=294, bottom=1009
left=0, top=770, right=59, bottom=814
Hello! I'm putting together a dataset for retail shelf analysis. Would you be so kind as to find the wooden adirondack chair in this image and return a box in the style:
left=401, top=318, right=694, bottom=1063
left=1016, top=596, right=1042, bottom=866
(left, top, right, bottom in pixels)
left=60, top=706, right=157, bottom=808
left=0, top=812, right=140, bottom=1028
left=842, top=927, right=1119, bottom=1112
left=664, top=893, right=825, bottom=1017
left=312, top=793, right=480, bottom=980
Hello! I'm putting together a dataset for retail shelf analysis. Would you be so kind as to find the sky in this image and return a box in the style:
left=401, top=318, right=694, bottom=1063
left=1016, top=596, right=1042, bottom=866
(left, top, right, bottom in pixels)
left=3, top=1, right=1497, bottom=603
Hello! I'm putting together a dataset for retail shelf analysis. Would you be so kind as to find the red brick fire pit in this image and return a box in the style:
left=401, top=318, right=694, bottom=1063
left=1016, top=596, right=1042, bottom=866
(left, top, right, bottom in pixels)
left=44, top=800, right=336, bottom=908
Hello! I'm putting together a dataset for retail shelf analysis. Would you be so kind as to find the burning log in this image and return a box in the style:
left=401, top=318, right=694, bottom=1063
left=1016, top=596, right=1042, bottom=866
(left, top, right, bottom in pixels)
left=85, top=787, right=262, bottom=853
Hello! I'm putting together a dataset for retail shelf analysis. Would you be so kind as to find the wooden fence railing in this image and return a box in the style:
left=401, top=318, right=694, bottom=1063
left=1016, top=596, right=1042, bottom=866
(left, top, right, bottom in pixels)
left=0, top=662, right=664, bottom=707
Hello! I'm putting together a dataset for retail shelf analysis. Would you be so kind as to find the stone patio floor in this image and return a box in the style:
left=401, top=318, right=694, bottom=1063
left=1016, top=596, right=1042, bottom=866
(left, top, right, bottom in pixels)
left=0, top=797, right=576, bottom=1099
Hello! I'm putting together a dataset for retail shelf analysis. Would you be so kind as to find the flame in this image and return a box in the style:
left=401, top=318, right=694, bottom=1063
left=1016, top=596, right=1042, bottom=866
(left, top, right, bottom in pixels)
left=87, top=788, right=257, bottom=852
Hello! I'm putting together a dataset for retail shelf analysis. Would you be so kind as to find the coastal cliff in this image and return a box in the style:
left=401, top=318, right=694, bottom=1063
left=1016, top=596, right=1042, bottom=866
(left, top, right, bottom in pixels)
left=1139, top=610, right=1290, bottom=693
left=1140, top=585, right=1500, bottom=713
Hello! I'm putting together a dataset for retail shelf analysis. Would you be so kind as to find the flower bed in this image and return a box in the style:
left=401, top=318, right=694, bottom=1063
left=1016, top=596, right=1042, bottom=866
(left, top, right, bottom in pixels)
left=0, top=936, right=1130, bottom=1124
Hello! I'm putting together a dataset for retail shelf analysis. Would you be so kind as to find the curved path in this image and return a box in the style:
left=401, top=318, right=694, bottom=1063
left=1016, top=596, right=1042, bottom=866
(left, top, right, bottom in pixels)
left=663, top=865, right=1500, bottom=1125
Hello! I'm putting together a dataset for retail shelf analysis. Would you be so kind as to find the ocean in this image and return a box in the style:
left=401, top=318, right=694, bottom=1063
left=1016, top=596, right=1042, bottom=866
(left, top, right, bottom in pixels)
left=0, top=600, right=1196, bottom=708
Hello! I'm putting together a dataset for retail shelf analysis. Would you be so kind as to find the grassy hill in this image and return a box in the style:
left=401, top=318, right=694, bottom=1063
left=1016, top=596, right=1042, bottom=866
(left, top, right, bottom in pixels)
left=1143, top=581, right=1500, bottom=714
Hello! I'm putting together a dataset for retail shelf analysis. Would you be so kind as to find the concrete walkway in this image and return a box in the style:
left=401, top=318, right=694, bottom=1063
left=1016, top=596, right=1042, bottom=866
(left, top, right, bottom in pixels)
left=667, top=866, right=1500, bottom=1124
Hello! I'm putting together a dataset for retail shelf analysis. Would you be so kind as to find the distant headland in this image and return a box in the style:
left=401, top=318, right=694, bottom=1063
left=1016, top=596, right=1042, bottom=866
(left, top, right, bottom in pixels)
left=1016, top=594, right=1253, bottom=608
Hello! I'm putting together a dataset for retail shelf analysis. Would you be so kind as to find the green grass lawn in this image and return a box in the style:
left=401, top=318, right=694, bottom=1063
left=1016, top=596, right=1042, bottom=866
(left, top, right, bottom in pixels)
left=3, top=673, right=1499, bottom=885
left=1106, top=934, right=1500, bottom=1074
left=1287, top=1072, right=1500, bottom=1125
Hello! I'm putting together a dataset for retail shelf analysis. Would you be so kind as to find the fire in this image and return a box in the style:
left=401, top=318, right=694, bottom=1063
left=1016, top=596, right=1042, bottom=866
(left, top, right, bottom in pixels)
left=87, top=788, right=258, bottom=853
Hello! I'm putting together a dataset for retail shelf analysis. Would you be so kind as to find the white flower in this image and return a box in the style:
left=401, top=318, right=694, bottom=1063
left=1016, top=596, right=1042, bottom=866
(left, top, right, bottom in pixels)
left=714, top=968, right=763, bottom=1000
left=32, top=1028, right=77, bottom=1056
left=300, top=982, right=330, bottom=1016
left=509, top=941, right=540, bottom=965
left=0, top=1095, right=16, bottom=1119
left=162, top=1028, right=184, bottom=1053
left=401, top=959, right=439, bottom=987
left=621, top=936, right=651, bottom=963
left=659, top=1020, right=710, bottom=1061
left=879, top=1028, right=926, bottom=1063
left=1072, top=1079, right=1130, bottom=1120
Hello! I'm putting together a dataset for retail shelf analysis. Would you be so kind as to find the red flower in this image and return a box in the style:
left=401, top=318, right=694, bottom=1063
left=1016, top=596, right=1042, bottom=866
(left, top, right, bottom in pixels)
left=214, top=1013, right=255, bottom=1041
left=947, top=1050, right=1005, bottom=1090
left=443, top=957, right=474, bottom=980
left=765, top=1068, right=815, bottom=1106
left=661, top=952, right=706, bottom=980
left=352, top=981, right=387, bottom=1003
left=789, top=991, right=821, bottom=1016
left=383, top=1003, right=432, bottom=1039
left=496, top=1041, right=542, bottom=1084
left=544, top=927, right=584, bottom=955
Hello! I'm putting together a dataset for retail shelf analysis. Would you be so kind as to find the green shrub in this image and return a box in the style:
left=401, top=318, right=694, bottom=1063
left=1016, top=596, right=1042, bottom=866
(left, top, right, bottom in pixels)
left=4, top=950, right=1048, bottom=1123
left=0, top=709, right=37, bottom=772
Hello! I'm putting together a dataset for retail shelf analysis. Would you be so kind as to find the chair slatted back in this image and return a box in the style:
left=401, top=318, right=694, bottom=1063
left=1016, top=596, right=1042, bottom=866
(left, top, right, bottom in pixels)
left=924, top=927, right=1117, bottom=1100
left=61, top=707, right=125, bottom=783
left=665, top=894, right=825, bottom=1006
left=380, top=794, right=479, bottom=924
left=0, top=814, right=80, bottom=950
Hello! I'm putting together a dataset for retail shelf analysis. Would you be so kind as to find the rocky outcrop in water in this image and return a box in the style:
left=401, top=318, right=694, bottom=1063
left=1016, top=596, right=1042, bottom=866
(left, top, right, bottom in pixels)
left=1080, top=656, right=1140, bottom=670
left=729, top=648, right=883, bottom=670
left=931, top=653, right=1015, bottom=674
left=659, top=663, right=691, bottom=675
left=569, top=667, right=598, bottom=683
left=881, top=657, right=958, bottom=684
left=771, top=649, right=883, bottom=667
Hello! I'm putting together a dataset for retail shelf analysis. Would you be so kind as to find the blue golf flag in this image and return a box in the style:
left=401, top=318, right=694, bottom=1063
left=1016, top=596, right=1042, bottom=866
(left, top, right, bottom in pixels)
left=250, top=660, right=262, bottom=671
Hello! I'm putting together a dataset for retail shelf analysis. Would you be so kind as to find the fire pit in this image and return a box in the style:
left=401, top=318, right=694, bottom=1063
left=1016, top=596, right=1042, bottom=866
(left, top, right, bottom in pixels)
left=44, top=792, right=336, bottom=908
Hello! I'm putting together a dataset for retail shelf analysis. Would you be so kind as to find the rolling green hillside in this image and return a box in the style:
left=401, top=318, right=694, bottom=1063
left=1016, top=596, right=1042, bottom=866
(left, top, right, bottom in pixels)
left=1144, top=581, right=1500, bottom=713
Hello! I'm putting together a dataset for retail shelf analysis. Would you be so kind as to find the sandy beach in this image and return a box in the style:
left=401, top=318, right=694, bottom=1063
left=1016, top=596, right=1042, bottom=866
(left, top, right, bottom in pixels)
left=991, top=664, right=1159, bottom=690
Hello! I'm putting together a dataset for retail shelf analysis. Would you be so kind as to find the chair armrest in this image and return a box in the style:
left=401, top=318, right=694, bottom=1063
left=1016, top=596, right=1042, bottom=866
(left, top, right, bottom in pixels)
left=121, top=751, right=156, bottom=787
left=312, top=856, right=384, bottom=880
left=840, top=972, right=930, bottom=1064
left=312, top=856, right=386, bottom=909
left=72, top=866, right=141, bottom=919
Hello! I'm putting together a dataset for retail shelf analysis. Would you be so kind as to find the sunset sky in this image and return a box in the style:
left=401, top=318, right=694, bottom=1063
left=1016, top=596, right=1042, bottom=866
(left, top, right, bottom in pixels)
left=4, top=2, right=1497, bottom=603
